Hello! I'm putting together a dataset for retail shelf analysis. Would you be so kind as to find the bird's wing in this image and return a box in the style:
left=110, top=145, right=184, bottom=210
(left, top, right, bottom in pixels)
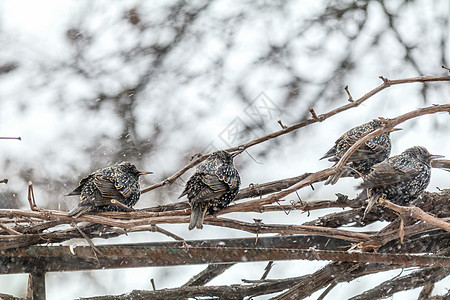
left=75, top=180, right=106, bottom=207
left=194, top=173, right=229, bottom=202
left=359, top=158, right=419, bottom=188
left=320, top=145, right=337, bottom=160
left=325, top=134, right=372, bottom=162
left=215, top=165, right=240, bottom=189
left=113, top=173, right=137, bottom=199
left=365, top=134, right=390, bottom=157
left=202, top=173, right=230, bottom=191
left=183, top=172, right=229, bottom=204
left=343, top=134, right=380, bottom=162
left=93, top=174, right=127, bottom=201
left=66, top=175, right=92, bottom=196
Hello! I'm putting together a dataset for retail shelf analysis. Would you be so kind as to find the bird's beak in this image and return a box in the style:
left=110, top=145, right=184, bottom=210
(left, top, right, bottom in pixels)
left=138, top=171, right=153, bottom=176
left=231, top=148, right=245, bottom=158
left=429, top=154, right=445, bottom=160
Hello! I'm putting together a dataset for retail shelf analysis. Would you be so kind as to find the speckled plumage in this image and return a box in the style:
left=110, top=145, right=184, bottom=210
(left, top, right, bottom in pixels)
left=180, top=151, right=241, bottom=230
left=67, top=162, right=151, bottom=217
left=322, top=119, right=392, bottom=184
left=358, top=146, right=442, bottom=217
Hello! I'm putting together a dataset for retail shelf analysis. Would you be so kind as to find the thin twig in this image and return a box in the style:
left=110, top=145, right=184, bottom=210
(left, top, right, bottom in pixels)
left=183, top=263, right=235, bottom=287
left=109, top=199, right=133, bottom=212
left=74, top=224, right=104, bottom=259
left=27, top=182, right=37, bottom=211
left=317, top=283, right=337, bottom=300
left=151, top=225, right=184, bottom=241
left=277, top=120, right=287, bottom=129
left=141, top=154, right=208, bottom=193
left=0, top=223, right=22, bottom=235
left=150, top=279, right=156, bottom=291
left=309, top=108, right=321, bottom=121
left=344, top=85, right=354, bottom=102
left=260, top=261, right=274, bottom=280
left=418, top=283, right=435, bottom=300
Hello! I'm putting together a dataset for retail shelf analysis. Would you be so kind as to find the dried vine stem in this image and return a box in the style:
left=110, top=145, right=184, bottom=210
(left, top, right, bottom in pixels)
left=0, top=224, right=21, bottom=235
left=0, top=191, right=448, bottom=252
left=84, top=255, right=448, bottom=300
left=380, top=199, right=450, bottom=232
left=204, top=217, right=370, bottom=242
left=140, top=75, right=450, bottom=194
left=359, top=217, right=450, bottom=251
left=0, top=209, right=368, bottom=242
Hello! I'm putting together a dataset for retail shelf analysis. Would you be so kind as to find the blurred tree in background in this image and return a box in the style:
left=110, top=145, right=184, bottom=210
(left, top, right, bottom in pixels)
left=0, top=1, right=449, bottom=298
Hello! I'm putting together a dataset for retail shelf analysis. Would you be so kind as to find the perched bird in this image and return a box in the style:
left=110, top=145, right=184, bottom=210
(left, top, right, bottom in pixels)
left=357, top=146, right=443, bottom=217
left=180, top=150, right=241, bottom=230
left=321, top=119, right=392, bottom=185
left=67, top=162, right=152, bottom=217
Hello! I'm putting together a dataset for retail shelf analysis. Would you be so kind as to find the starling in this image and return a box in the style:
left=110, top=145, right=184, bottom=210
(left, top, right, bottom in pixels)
left=321, top=119, right=392, bottom=185
left=180, top=150, right=241, bottom=230
left=67, top=162, right=152, bottom=217
left=357, top=146, right=443, bottom=217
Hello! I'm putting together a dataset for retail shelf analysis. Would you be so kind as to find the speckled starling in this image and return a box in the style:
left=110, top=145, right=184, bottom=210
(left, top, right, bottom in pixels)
left=180, top=150, right=241, bottom=230
left=67, top=162, right=152, bottom=217
left=357, top=146, right=443, bottom=217
left=321, top=119, right=392, bottom=185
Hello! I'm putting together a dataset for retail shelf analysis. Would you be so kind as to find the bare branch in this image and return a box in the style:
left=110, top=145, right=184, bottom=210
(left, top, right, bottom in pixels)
left=380, top=199, right=450, bottom=232
left=182, top=263, right=235, bottom=287
left=348, top=267, right=450, bottom=300
left=431, top=159, right=450, bottom=169
left=0, top=224, right=22, bottom=235
left=2, top=244, right=448, bottom=274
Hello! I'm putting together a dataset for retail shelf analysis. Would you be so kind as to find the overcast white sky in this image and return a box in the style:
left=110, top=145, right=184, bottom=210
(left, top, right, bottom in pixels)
left=0, top=1, right=449, bottom=299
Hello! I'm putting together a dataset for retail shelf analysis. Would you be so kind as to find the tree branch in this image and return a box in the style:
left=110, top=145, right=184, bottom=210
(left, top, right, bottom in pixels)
left=348, top=267, right=450, bottom=300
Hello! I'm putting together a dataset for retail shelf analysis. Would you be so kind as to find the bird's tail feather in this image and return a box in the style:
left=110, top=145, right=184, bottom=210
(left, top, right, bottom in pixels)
left=189, top=203, right=208, bottom=230
left=363, top=193, right=381, bottom=219
left=324, top=172, right=341, bottom=185
left=320, top=147, right=336, bottom=160
left=68, top=205, right=90, bottom=218
left=324, top=168, right=352, bottom=185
